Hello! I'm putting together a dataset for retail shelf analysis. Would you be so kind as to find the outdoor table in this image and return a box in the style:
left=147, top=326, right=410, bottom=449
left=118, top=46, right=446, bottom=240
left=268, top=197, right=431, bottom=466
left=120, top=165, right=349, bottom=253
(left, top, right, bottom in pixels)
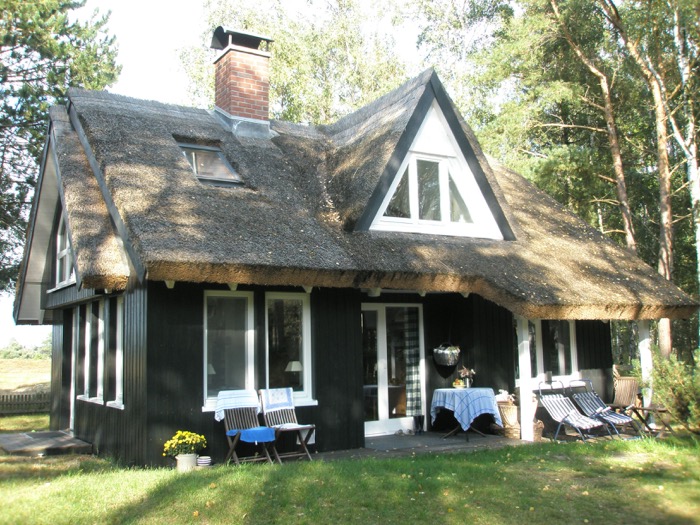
left=430, top=388, right=503, bottom=439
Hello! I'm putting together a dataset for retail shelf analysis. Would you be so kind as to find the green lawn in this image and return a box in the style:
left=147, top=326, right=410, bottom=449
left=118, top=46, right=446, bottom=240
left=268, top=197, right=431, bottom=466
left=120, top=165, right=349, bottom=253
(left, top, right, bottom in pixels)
left=1, top=437, right=699, bottom=525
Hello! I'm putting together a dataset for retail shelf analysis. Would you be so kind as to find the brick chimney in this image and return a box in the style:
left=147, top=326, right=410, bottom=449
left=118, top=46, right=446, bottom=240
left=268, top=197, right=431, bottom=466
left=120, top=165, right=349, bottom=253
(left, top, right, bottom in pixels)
left=210, top=27, right=273, bottom=121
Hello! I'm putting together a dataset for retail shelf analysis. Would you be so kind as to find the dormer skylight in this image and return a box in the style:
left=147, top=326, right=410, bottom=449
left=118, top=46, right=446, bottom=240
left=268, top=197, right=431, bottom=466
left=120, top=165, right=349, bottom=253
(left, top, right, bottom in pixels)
left=370, top=102, right=504, bottom=240
left=179, top=143, right=241, bottom=185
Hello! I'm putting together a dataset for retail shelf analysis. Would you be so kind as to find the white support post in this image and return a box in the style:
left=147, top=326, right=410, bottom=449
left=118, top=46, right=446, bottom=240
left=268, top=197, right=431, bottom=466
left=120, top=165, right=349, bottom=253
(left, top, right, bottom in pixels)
left=516, top=316, right=534, bottom=441
left=638, top=320, right=653, bottom=406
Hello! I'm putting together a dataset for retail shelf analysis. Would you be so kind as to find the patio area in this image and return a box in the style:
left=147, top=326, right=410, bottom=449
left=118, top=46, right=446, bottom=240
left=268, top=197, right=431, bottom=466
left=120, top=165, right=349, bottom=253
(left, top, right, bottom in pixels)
left=316, top=430, right=526, bottom=461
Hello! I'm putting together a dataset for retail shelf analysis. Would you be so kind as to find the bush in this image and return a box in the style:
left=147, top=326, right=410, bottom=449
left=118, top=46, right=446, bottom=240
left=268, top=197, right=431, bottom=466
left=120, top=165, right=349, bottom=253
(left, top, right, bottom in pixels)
left=651, top=349, right=700, bottom=433
left=0, top=337, right=51, bottom=359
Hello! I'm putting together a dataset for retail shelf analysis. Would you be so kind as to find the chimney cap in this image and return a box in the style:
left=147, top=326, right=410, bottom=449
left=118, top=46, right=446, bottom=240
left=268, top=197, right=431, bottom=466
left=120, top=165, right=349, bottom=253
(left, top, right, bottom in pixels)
left=210, top=27, right=273, bottom=51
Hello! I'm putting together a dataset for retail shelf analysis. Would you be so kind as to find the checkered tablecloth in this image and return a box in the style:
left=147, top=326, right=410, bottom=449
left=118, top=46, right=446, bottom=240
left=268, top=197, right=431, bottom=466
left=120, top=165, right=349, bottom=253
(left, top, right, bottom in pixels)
left=430, top=388, right=503, bottom=430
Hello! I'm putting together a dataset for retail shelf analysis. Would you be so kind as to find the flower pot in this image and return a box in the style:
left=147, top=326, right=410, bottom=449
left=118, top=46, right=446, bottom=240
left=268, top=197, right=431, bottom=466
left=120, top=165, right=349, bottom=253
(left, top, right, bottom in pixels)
left=176, top=453, right=198, bottom=472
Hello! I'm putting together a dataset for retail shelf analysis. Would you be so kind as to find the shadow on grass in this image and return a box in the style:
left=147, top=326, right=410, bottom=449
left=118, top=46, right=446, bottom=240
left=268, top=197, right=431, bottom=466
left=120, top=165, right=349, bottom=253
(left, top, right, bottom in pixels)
left=99, top=439, right=700, bottom=525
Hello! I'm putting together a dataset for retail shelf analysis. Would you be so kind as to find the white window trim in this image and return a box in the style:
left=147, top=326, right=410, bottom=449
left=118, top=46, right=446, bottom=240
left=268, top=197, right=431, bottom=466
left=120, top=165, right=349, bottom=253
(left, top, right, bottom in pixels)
left=265, top=291, right=317, bottom=406
left=201, top=290, right=256, bottom=412
left=91, top=299, right=105, bottom=403
left=52, top=213, right=76, bottom=290
left=106, top=296, right=125, bottom=410
left=370, top=102, right=504, bottom=240
left=515, top=319, right=578, bottom=388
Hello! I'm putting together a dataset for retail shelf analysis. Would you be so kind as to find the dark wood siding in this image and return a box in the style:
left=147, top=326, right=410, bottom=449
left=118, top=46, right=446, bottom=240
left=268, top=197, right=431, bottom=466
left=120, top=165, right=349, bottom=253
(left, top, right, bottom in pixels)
left=424, top=294, right=514, bottom=398
left=145, top=281, right=207, bottom=465
left=311, top=288, right=364, bottom=451
left=49, top=310, right=68, bottom=430
left=72, top=279, right=148, bottom=465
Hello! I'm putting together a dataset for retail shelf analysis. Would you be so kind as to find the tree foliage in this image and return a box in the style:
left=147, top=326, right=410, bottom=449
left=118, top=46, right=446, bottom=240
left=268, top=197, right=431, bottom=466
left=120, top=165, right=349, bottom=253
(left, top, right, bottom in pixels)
left=181, top=0, right=408, bottom=124
left=412, top=0, right=699, bottom=354
left=0, top=0, right=120, bottom=292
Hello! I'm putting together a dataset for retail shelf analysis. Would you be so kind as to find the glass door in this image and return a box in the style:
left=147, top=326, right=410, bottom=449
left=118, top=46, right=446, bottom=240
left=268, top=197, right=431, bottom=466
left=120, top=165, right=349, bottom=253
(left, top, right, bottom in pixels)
left=362, top=304, right=425, bottom=436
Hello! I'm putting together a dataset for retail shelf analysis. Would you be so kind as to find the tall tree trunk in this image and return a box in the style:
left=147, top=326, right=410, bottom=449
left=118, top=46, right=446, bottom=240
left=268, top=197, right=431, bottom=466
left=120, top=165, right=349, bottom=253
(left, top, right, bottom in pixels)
left=598, top=0, right=675, bottom=357
left=550, top=0, right=637, bottom=253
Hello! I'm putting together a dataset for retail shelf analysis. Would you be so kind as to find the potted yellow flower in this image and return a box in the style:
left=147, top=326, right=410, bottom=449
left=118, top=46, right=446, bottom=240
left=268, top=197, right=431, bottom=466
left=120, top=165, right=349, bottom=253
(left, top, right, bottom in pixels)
left=163, top=430, right=207, bottom=472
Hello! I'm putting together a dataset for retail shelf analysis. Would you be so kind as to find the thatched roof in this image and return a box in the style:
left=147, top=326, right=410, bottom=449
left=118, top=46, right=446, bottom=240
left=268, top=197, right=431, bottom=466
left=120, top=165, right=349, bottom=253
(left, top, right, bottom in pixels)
left=23, top=69, right=697, bottom=321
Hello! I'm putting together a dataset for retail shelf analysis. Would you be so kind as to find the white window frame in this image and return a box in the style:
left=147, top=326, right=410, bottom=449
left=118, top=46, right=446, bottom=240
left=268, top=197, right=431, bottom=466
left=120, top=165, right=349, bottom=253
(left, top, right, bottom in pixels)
left=265, top=291, right=316, bottom=406
left=202, top=290, right=255, bottom=412
left=515, top=319, right=578, bottom=388
left=54, top=213, right=75, bottom=288
left=371, top=102, right=503, bottom=240
left=106, top=296, right=125, bottom=409
left=76, top=300, right=105, bottom=405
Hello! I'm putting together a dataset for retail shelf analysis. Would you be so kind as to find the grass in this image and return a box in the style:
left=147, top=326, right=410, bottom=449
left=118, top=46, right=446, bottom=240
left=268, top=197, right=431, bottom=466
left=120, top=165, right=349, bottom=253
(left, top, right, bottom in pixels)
left=0, top=413, right=49, bottom=433
left=0, top=359, right=50, bottom=392
left=0, top=437, right=699, bottom=525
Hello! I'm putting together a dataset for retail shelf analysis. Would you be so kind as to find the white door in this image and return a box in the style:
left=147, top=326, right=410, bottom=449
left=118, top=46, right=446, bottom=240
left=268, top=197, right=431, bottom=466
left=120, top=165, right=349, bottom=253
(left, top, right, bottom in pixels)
left=362, top=304, right=425, bottom=436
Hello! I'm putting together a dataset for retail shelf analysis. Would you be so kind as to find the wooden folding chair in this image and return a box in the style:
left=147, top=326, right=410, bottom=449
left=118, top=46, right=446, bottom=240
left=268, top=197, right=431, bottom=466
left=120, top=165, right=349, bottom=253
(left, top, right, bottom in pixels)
left=214, top=389, right=281, bottom=465
left=608, top=376, right=675, bottom=437
left=259, top=388, right=315, bottom=461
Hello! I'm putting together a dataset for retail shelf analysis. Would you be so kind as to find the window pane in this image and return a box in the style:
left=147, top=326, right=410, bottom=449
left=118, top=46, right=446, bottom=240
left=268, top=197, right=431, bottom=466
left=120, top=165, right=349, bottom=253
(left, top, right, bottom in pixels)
left=528, top=321, right=538, bottom=378
left=385, top=167, right=410, bottom=218
left=449, top=174, right=472, bottom=223
left=267, top=298, right=304, bottom=391
left=543, top=321, right=571, bottom=376
left=386, top=307, right=420, bottom=419
left=417, top=159, right=440, bottom=221
left=181, top=147, right=241, bottom=182
left=106, top=298, right=118, bottom=401
left=88, top=302, right=100, bottom=397
left=206, top=296, right=248, bottom=397
left=362, top=310, right=379, bottom=421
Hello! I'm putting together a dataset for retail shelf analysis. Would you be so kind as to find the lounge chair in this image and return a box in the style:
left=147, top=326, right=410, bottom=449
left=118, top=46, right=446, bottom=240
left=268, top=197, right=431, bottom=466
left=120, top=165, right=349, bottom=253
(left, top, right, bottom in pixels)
left=538, top=382, right=610, bottom=442
left=569, top=379, right=642, bottom=437
left=259, top=387, right=315, bottom=461
left=214, top=389, right=281, bottom=465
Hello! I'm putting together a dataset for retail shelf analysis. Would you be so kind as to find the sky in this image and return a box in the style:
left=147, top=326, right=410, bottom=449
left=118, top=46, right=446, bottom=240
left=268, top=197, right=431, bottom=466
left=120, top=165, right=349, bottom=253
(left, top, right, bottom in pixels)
left=0, top=0, right=422, bottom=348
left=1, top=0, right=209, bottom=348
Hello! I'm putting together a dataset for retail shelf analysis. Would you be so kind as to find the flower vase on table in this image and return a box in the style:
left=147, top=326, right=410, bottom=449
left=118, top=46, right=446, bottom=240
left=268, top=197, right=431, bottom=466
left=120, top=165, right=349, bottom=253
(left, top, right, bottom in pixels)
left=453, top=366, right=475, bottom=388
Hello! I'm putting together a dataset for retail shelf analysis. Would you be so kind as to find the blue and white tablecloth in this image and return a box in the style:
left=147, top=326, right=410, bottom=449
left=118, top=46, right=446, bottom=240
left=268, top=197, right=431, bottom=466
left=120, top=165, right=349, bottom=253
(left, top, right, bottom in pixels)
left=430, top=388, right=503, bottom=430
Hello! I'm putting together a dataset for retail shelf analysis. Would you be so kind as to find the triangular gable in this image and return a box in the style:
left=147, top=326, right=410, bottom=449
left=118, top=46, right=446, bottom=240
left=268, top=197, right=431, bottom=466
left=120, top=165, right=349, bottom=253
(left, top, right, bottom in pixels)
left=14, top=106, right=130, bottom=324
left=355, top=72, right=514, bottom=240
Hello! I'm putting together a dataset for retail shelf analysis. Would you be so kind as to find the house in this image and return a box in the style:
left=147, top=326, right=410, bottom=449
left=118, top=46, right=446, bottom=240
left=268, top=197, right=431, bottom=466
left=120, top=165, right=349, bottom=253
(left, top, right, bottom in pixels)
left=14, top=27, right=697, bottom=465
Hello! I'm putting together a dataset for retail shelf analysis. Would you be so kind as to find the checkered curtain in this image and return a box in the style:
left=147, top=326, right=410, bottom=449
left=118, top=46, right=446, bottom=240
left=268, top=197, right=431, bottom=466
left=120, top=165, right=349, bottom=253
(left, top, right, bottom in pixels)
left=403, top=308, right=422, bottom=417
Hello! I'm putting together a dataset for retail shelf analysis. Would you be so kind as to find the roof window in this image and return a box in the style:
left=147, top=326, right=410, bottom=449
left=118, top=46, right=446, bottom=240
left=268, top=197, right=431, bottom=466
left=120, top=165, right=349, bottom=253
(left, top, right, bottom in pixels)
left=179, top=144, right=241, bottom=185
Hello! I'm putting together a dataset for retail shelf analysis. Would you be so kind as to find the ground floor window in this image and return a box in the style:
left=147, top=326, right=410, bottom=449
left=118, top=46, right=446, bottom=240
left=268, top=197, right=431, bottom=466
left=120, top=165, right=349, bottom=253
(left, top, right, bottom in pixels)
left=516, top=319, right=578, bottom=381
left=265, top=292, right=313, bottom=405
left=203, top=291, right=255, bottom=409
left=74, top=297, right=124, bottom=409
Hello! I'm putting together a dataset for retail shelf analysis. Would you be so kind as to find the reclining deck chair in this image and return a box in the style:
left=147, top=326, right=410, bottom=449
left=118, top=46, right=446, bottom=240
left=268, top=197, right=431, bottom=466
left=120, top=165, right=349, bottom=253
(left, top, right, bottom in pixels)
left=608, top=377, right=675, bottom=436
left=259, top=388, right=315, bottom=461
left=214, top=390, right=281, bottom=465
left=569, top=379, right=642, bottom=437
left=538, top=382, right=610, bottom=442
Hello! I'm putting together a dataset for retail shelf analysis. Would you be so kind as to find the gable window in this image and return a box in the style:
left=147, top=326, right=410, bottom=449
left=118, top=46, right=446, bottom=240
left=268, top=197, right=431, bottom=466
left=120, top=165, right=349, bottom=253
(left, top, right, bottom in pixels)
left=179, top=144, right=241, bottom=185
left=370, top=103, right=503, bottom=239
left=55, top=213, right=75, bottom=287
left=265, top=292, right=315, bottom=405
left=203, top=291, right=255, bottom=410
left=384, top=157, right=473, bottom=225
